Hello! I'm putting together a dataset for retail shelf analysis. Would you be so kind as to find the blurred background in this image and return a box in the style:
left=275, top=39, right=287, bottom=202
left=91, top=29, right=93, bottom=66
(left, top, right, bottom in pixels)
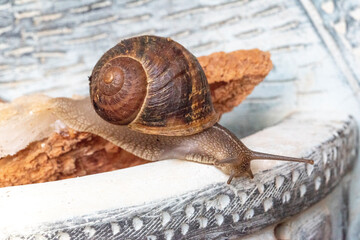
left=1, top=0, right=360, bottom=137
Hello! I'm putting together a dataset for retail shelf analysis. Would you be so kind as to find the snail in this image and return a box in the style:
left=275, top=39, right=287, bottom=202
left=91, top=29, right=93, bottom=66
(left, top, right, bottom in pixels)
left=52, top=35, right=313, bottom=184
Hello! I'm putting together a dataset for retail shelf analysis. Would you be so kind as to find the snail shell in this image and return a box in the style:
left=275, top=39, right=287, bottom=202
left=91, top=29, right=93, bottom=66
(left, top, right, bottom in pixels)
left=90, top=35, right=219, bottom=136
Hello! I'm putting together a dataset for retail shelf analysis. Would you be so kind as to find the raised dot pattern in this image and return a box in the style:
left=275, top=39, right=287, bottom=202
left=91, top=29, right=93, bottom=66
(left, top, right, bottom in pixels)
left=26, top=117, right=357, bottom=239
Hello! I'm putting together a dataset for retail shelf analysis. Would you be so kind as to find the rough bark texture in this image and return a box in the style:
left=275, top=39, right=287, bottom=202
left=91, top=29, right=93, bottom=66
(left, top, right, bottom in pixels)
left=199, top=49, right=273, bottom=113
left=0, top=128, right=148, bottom=187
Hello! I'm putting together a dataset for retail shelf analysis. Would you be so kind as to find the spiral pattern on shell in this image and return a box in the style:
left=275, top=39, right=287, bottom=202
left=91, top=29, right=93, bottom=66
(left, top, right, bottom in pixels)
left=90, top=35, right=218, bottom=136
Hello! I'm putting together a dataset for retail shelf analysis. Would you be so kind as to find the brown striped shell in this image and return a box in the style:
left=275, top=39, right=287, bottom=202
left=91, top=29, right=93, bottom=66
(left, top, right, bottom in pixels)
left=90, top=35, right=219, bottom=136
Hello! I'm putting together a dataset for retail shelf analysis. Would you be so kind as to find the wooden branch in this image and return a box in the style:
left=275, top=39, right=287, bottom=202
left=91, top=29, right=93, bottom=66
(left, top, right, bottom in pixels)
left=199, top=49, right=273, bottom=114
left=0, top=129, right=149, bottom=187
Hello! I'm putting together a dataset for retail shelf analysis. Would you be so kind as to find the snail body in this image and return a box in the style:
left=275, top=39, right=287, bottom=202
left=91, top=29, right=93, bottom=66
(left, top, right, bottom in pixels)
left=52, top=35, right=313, bottom=184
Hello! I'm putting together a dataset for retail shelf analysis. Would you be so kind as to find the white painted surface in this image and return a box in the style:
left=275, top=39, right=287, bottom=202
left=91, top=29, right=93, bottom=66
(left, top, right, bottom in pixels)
left=0, top=111, right=351, bottom=236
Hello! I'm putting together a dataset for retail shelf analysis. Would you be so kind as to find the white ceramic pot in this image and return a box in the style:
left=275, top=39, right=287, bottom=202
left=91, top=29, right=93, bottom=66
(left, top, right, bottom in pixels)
left=0, top=112, right=357, bottom=239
